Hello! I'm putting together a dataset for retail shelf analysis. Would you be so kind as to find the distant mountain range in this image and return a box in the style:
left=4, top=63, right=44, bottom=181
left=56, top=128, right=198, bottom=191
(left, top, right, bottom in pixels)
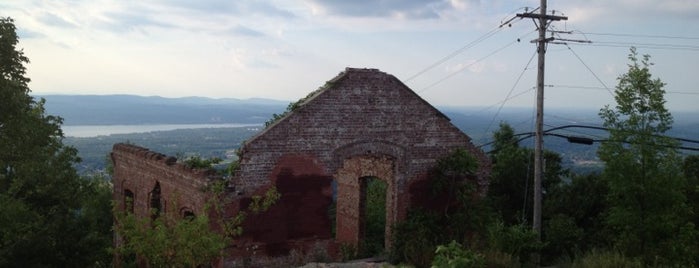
left=39, top=94, right=699, bottom=174
left=37, top=94, right=699, bottom=145
left=38, top=94, right=289, bottom=125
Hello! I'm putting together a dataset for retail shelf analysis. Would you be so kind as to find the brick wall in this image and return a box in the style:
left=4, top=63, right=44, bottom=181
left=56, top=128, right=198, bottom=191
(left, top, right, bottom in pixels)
left=111, top=67, right=491, bottom=264
left=111, top=143, right=215, bottom=220
left=235, top=67, right=491, bottom=253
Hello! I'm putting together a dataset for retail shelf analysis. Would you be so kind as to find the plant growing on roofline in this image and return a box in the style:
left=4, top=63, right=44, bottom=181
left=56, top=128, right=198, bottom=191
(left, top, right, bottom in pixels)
left=264, top=81, right=333, bottom=128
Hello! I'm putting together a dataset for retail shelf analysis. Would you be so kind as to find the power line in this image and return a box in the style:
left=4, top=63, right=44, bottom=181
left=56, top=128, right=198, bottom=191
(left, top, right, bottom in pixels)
left=405, top=27, right=505, bottom=82
left=479, top=124, right=699, bottom=151
left=593, top=41, right=699, bottom=50
left=562, top=43, right=614, bottom=96
left=483, top=51, right=537, bottom=138
left=405, top=7, right=532, bottom=82
left=578, top=31, right=699, bottom=41
left=568, top=42, right=699, bottom=51
left=549, top=84, right=699, bottom=95
left=418, top=30, right=536, bottom=93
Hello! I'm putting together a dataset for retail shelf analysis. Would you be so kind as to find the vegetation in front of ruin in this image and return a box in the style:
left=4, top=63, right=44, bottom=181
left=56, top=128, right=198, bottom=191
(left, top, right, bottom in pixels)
left=112, top=155, right=281, bottom=267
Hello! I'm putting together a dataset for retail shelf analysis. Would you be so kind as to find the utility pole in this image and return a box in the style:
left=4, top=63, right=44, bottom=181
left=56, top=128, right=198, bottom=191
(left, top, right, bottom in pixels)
left=516, top=0, right=567, bottom=242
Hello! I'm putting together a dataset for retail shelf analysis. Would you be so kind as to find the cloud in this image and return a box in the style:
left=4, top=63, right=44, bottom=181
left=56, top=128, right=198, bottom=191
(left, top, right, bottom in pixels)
left=154, top=0, right=296, bottom=18
left=99, top=11, right=175, bottom=33
left=222, top=25, right=266, bottom=37
left=558, top=0, right=699, bottom=24
left=17, top=28, right=46, bottom=39
left=305, top=0, right=475, bottom=19
left=36, top=12, right=78, bottom=28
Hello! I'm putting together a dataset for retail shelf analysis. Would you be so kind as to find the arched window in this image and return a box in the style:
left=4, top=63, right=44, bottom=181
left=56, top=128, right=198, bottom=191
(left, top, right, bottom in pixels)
left=182, top=209, right=196, bottom=220
left=150, top=182, right=162, bottom=220
left=124, top=189, right=134, bottom=213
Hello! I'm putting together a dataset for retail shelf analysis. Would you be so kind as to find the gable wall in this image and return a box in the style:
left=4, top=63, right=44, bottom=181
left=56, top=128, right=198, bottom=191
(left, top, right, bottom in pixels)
left=237, top=68, right=489, bottom=193
left=233, top=68, right=490, bottom=256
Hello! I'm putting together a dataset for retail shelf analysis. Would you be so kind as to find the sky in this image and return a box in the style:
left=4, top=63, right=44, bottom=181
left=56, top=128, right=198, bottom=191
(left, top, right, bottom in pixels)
left=4, top=0, right=699, bottom=111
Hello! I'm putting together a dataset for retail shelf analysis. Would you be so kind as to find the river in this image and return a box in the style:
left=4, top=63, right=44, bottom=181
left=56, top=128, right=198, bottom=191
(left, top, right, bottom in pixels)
left=62, top=123, right=262, bottom=138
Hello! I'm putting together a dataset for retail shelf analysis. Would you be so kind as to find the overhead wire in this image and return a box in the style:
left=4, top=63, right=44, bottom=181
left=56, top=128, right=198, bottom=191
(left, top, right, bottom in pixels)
left=470, top=87, right=535, bottom=114
left=418, top=29, right=537, bottom=93
left=405, top=27, right=505, bottom=82
left=405, top=6, right=532, bottom=83
left=483, top=51, right=537, bottom=138
left=571, top=42, right=699, bottom=51
left=550, top=85, right=699, bottom=96
left=548, top=26, right=615, bottom=97
left=577, top=31, right=699, bottom=41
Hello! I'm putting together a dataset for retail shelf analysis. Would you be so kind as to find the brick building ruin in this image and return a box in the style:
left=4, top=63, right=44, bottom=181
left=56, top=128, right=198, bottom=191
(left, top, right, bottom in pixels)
left=112, top=68, right=490, bottom=265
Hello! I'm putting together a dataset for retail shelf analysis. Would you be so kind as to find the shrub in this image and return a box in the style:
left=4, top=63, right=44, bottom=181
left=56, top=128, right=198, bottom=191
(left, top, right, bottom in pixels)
left=570, top=250, right=642, bottom=268
left=389, top=209, right=442, bottom=267
left=431, top=240, right=485, bottom=268
left=487, top=221, right=544, bottom=266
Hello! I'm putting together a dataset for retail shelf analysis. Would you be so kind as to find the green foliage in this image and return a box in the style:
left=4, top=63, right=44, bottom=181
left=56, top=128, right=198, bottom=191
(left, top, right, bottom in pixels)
left=569, top=249, right=642, bottom=268
left=431, top=240, right=485, bottom=268
left=263, top=81, right=330, bottom=128
left=389, top=209, right=443, bottom=268
left=481, top=250, right=518, bottom=268
left=181, top=154, right=223, bottom=169
left=486, top=221, right=544, bottom=265
left=390, top=149, right=491, bottom=267
left=0, top=17, right=112, bottom=267
left=683, top=155, right=699, bottom=227
left=113, top=177, right=281, bottom=267
left=339, top=243, right=358, bottom=262
left=598, top=48, right=697, bottom=266
left=543, top=173, right=610, bottom=261
left=488, top=122, right=566, bottom=225
left=114, top=204, right=227, bottom=267
left=542, top=214, right=583, bottom=260
left=361, top=177, right=387, bottom=258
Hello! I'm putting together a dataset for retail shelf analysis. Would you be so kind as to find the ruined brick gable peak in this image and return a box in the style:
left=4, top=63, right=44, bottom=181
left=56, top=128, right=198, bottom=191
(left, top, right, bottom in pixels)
left=243, top=67, right=453, bottom=147
left=306, top=67, right=451, bottom=120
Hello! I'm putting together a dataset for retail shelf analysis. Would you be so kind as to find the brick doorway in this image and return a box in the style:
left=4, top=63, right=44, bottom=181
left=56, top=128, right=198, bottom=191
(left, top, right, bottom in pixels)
left=334, top=155, right=395, bottom=250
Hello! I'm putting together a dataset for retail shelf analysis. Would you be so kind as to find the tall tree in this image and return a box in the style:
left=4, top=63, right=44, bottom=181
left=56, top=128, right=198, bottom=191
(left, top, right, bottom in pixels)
left=598, top=47, right=697, bottom=265
left=0, top=17, right=111, bottom=266
left=487, top=122, right=565, bottom=225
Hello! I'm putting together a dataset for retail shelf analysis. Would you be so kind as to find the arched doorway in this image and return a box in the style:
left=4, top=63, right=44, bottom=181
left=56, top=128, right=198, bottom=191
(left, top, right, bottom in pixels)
left=335, top=155, right=395, bottom=253
left=359, top=176, right=387, bottom=256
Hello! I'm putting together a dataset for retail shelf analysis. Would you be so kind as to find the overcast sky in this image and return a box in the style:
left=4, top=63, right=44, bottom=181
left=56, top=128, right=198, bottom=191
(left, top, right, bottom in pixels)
left=4, top=0, right=699, bottom=111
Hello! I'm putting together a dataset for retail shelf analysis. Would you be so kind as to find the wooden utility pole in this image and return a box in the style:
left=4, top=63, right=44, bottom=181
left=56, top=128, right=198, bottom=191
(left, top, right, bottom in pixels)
left=516, top=0, right=567, bottom=241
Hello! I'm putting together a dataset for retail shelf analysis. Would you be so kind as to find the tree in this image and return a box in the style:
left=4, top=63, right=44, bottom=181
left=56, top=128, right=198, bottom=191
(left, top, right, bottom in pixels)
left=683, top=155, right=699, bottom=227
left=598, top=47, right=697, bottom=265
left=0, top=17, right=112, bottom=266
left=543, top=173, right=610, bottom=260
left=487, top=122, right=565, bottom=225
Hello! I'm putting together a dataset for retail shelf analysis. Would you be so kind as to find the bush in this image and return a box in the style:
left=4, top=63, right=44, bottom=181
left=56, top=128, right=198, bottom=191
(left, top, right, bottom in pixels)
left=431, top=240, right=485, bottom=268
left=570, top=250, right=642, bottom=268
left=481, top=249, right=519, bottom=268
left=487, top=221, right=544, bottom=266
left=389, top=210, right=441, bottom=267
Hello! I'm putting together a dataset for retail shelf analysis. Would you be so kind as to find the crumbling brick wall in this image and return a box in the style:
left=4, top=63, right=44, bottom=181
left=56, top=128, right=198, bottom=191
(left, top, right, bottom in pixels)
left=111, top=143, right=215, bottom=220
left=111, top=68, right=491, bottom=265
left=234, top=68, right=490, bottom=256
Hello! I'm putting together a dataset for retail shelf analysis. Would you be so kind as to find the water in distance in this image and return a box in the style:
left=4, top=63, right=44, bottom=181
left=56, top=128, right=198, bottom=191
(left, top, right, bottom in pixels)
left=62, top=123, right=262, bottom=138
